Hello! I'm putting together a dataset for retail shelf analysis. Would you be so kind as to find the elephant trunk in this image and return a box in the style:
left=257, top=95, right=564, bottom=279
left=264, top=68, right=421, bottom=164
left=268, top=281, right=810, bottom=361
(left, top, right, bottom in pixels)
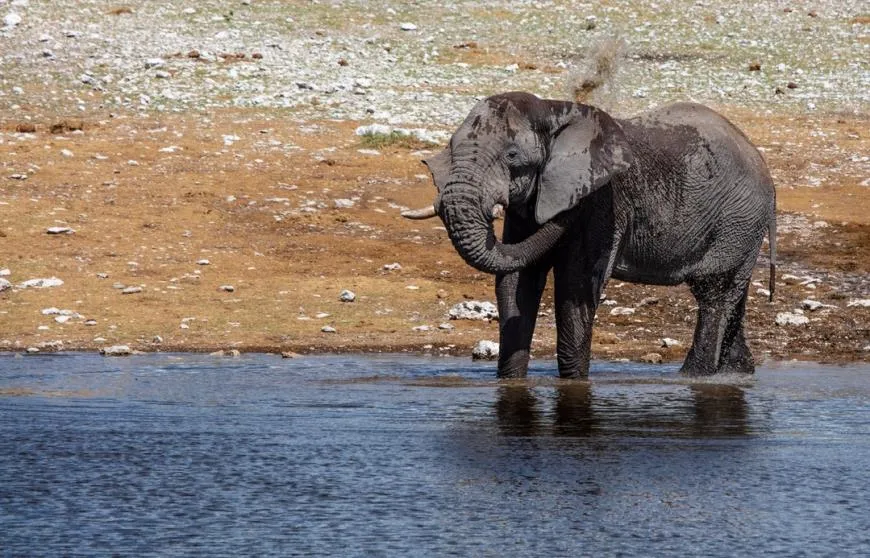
left=439, top=184, right=574, bottom=275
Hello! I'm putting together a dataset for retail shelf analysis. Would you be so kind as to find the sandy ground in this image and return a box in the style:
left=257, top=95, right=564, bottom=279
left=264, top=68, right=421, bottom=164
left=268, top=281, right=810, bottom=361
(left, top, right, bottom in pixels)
left=1, top=105, right=867, bottom=364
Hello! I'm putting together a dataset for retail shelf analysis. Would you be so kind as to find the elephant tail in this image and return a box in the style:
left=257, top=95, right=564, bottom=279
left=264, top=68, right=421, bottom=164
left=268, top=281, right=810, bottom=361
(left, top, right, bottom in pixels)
left=768, top=213, right=776, bottom=302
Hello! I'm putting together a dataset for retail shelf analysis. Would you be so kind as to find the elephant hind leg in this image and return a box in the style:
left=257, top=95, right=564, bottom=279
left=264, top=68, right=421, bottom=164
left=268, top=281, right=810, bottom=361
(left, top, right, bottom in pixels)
left=716, top=287, right=755, bottom=375
left=681, top=269, right=754, bottom=377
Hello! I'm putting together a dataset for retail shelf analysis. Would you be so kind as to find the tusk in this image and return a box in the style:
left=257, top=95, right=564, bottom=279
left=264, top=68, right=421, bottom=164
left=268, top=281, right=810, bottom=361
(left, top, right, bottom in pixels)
left=492, top=204, right=505, bottom=220
left=401, top=205, right=437, bottom=220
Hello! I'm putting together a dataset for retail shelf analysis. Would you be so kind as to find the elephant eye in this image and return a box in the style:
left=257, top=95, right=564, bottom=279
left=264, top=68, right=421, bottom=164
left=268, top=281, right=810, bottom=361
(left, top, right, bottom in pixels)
left=505, top=148, right=521, bottom=164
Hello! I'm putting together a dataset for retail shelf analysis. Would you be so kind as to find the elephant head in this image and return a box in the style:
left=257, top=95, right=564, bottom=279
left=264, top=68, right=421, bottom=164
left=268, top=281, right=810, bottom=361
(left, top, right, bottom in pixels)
left=404, top=92, right=633, bottom=274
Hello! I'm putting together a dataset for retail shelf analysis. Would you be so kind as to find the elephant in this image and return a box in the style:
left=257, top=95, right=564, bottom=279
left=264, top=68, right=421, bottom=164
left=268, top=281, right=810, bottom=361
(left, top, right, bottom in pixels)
left=403, top=91, right=776, bottom=379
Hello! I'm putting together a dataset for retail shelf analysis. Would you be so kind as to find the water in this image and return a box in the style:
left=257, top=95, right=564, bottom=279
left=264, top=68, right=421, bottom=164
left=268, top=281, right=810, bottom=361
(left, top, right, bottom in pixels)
left=1, top=353, right=869, bottom=557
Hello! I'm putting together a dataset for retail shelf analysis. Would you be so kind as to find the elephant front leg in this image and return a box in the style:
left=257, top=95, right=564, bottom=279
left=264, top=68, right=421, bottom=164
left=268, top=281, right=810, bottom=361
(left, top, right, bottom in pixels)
left=495, top=267, right=548, bottom=378
left=553, top=273, right=600, bottom=379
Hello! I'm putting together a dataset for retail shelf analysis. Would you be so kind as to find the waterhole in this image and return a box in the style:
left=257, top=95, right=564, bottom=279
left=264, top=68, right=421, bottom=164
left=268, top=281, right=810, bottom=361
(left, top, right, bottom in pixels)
left=1, top=354, right=868, bottom=556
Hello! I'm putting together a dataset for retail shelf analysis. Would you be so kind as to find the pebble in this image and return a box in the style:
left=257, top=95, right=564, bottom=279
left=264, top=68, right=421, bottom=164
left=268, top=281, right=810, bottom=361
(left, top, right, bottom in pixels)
left=847, top=299, right=870, bottom=308
left=100, top=345, right=132, bottom=356
left=281, top=351, right=300, bottom=358
left=3, top=12, right=22, bottom=27
left=0, top=278, right=11, bottom=291
left=448, top=300, right=498, bottom=321
left=399, top=22, right=418, bottom=31
left=802, top=299, right=835, bottom=311
left=121, top=286, right=142, bottom=294
left=197, top=259, right=210, bottom=265
left=661, top=338, right=681, bottom=348
left=438, top=323, right=454, bottom=330
left=471, top=340, right=499, bottom=361
left=219, top=285, right=235, bottom=292
left=334, top=198, right=355, bottom=209
left=18, top=277, right=63, bottom=289
left=145, top=57, right=165, bottom=69
left=339, top=289, right=356, bottom=302
left=775, top=312, right=810, bottom=326
left=412, top=325, right=431, bottom=332
left=0, top=269, right=10, bottom=276
left=609, top=306, right=635, bottom=316
left=383, top=263, right=402, bottom=271
left=321, top=325, right=337, bottom=333
left=46, top=226, right=75, bottom=234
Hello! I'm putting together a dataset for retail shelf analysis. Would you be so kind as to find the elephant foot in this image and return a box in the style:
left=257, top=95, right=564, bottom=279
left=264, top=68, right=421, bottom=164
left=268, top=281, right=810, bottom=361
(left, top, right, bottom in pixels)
left=497, top=350, right=530, bottom=379
left=678, top=352, right=717, bottom=377
left=717, top=351, right=755, bottom=375
left=557, top=357, right=591, bottom=379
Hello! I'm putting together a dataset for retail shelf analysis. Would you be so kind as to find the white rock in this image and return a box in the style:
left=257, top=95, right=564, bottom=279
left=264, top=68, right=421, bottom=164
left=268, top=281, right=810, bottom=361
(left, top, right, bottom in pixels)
left=775, top=312, right=810, bottom=326
left=321, top=325, right=337, bottom=333
left=219, top=285, right=235, bottom=292
left=41, top=307, right=61, bottom=315
left=121, top=286, right=142, bottom=294
left=757, top=288, right=771, bottom=297
left=383, top=263, right=402, bottom=271
left=46, top=226, right=74, bottom=234
left=60, top=149, right=74, bottom=158
left=412, top=325, right=431, bottom=332
left=196, top=259, right=210, bottom=265
left=471, top=340, right=499, bottom=361
left=609, top=306, right=635, bottom=316
left=334, top=198, right=355, bottom=209
left=3, top=12, right=22, bottom=27
left=438, top=322, right=454, bottom=330
left=0, top=278, right=11, bottom=292
left=18, top=277, right=63, bottom=289
left=145, top=58, right=165, bottom=69
left=0, top=268, right=10, bottom=276
left=448, top=300, right=498, bottom=321
left=399, top=22, right=418, bottom=31
left=339, top=289, right=356, bottom=302
left=101, top=345, right=132, bottom=356
left=802, top=299, right=837, bottom=312
left=601, top=299, right=618, bottom=306
left=55, top=315, right=72, bottom=324
left=661, top=337, right=681, bottom=348
left=847, top=299, right=870, bottom=308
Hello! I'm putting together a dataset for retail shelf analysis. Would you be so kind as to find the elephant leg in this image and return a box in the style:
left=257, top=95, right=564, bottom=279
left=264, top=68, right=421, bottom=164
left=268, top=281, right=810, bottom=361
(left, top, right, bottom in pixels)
left=682, top=268, right=754, bottom=376
left=496, top=267, right=548, bottom=378
left=717, top=280, right=755, bottom=375
left=553, top=238, right=612, bottom=379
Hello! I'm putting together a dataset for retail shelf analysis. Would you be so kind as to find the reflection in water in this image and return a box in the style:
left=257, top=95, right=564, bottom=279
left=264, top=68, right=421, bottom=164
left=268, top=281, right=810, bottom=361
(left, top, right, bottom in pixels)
left=494, top=381, right=749, bottom=438
left=689, top=384, right=749, bottom=437
left=494, top=384, right=541, bottom=436
left=553, top=382, right=596, bottom=437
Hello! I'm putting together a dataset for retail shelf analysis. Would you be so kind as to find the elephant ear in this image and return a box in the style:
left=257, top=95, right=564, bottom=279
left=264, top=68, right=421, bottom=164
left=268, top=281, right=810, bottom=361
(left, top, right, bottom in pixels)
left=422, top=147, right=451, bottom=192
left=536, top=105, right=633, bottom=224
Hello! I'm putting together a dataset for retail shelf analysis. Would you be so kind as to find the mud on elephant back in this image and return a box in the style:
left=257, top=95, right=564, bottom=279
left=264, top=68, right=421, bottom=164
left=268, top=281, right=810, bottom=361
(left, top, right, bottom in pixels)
left=403, top=91, right=776, bottom=379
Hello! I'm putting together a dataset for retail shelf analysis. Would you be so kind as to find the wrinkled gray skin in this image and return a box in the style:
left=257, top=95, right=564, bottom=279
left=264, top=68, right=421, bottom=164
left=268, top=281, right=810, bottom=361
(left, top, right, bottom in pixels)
left=417, top=92, right=776, bottom=378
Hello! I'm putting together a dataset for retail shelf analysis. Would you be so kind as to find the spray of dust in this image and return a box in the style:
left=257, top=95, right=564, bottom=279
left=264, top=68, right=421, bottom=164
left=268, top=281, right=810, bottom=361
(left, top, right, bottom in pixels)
left=565, top=37, right=627, bottom=110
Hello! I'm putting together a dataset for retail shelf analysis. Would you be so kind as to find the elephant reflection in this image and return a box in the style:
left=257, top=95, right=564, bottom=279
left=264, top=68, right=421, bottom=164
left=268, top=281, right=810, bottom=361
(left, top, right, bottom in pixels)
left=494, top=382, right=748, bottom=438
